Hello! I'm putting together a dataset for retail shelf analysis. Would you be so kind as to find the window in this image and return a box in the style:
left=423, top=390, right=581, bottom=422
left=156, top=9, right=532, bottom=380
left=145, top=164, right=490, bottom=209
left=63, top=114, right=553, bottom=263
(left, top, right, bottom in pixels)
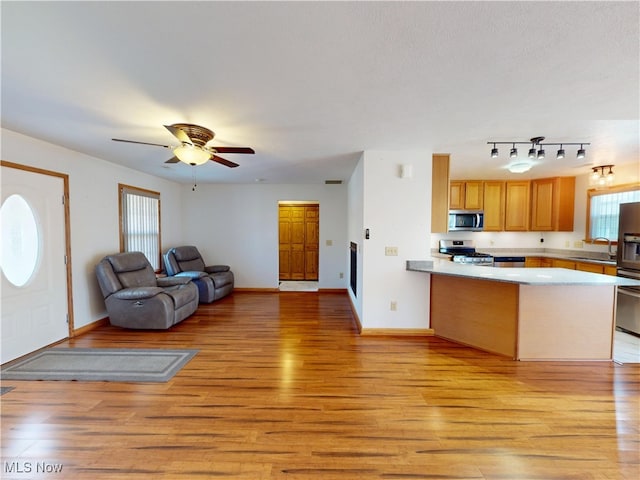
left=119, top=184, right=161, bottom=270
left=587, top=184, right=640, bottom=242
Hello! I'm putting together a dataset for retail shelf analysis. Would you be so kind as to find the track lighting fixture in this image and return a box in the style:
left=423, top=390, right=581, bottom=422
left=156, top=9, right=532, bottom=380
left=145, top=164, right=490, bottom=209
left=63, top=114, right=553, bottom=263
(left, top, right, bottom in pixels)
left=590, top=165, right=615, bottom=186
left=491, top=143, right=499, bottom=158
left=487, top=136, right=590, bottom=168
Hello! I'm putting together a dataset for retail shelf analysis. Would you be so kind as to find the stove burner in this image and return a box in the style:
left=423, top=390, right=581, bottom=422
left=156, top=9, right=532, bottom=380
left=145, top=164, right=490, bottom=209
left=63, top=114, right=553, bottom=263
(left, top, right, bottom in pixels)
left=439, top=239, right=493, bottom=265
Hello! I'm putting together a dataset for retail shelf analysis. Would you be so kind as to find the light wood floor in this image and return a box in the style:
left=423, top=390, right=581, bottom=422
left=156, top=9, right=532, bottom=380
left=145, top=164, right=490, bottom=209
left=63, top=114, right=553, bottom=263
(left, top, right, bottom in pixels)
left=1, top=292, right=638, bottom=479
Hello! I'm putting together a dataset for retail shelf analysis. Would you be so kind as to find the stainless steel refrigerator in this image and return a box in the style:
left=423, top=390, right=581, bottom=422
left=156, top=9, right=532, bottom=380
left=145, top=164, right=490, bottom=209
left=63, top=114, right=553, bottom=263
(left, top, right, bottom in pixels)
left=616, top=201, right=640, bottom=335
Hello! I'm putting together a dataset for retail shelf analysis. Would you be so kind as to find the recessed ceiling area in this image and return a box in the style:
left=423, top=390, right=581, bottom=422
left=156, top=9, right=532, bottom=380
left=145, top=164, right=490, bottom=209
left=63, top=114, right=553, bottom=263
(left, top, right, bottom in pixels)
left=1, top=1, right=638, bottom=184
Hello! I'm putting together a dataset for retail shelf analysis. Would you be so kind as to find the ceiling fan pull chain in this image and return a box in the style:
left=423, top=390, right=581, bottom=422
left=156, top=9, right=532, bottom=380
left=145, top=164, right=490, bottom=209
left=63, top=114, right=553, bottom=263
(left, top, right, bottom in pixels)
left=192, top=166, right=197, bottom=191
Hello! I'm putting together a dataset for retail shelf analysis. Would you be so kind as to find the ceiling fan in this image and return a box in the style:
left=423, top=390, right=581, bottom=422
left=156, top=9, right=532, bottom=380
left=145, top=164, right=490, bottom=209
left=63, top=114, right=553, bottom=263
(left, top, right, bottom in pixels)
left=112, top=123, right=254, bottom=167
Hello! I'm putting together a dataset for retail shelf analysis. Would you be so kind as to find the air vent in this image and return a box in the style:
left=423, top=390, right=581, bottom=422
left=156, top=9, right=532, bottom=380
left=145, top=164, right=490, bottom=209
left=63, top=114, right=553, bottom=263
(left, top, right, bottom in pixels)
left=325, top=180, right=343, bottom=185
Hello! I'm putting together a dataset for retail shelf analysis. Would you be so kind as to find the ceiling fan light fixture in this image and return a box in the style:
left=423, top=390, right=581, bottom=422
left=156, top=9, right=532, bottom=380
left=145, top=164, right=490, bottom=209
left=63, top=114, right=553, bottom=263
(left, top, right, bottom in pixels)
left=174, top=144, right=210, bottom=166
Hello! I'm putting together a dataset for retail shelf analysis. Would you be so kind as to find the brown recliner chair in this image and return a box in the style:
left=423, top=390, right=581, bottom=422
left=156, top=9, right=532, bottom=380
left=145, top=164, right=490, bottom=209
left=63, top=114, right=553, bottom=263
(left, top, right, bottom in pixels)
left=95, top=252, right=199, bottom=329
left=163, top=246, right=234, bottom=303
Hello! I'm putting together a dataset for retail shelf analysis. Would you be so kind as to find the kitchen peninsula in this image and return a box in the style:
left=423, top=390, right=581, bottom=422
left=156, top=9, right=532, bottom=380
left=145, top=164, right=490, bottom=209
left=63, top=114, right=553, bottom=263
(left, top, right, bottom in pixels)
left=407, top=261, right=640, bottom=361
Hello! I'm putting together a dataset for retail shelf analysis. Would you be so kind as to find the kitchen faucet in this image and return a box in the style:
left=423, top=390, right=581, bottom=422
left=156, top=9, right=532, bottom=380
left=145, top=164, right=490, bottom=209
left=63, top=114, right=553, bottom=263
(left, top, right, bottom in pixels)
left=591, top=237, right=616, bottom=259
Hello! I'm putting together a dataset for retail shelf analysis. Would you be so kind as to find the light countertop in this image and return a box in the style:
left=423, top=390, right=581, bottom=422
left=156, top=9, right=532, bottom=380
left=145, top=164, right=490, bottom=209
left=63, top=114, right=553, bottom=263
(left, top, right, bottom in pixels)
left=406, top=261, right=640, bottom=286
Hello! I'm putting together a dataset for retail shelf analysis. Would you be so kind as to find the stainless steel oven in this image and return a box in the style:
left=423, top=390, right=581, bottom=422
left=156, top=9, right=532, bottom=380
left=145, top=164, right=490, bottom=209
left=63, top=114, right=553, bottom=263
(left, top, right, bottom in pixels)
left=616, top=269, right=640, bottom=335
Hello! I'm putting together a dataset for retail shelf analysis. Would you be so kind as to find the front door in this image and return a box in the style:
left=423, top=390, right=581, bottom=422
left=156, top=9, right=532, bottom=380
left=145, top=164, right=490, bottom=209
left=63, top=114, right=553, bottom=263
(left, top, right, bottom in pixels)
left=1, top=164, right=70, bottom=364
left=278, top=203, right=319, bottom=281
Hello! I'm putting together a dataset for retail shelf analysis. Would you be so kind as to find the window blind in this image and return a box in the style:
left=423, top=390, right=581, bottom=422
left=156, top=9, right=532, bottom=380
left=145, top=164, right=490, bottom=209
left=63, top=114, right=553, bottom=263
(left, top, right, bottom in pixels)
left=590, top=190, right=640, bottom=240
left=121, top=186, right=161, bottom=270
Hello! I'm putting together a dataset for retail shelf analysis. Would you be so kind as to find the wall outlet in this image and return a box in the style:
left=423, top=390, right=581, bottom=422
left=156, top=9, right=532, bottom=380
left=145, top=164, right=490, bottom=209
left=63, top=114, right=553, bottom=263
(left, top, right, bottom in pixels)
left=574, top=241, right=584, bottom=248
left=326, top=239, right=333, bottom=246
left=390, top=301, right=397, bottom=311
left=339, top=272, right=344, bottom=279
left=385, top=246, right=398, bottom=256
left=565, top=240, right=570, bottom=247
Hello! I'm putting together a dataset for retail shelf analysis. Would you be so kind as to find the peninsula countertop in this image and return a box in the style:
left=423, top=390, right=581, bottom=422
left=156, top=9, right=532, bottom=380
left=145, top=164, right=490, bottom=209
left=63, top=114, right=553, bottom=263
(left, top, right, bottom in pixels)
left=406, top=260, right=640, bottom=287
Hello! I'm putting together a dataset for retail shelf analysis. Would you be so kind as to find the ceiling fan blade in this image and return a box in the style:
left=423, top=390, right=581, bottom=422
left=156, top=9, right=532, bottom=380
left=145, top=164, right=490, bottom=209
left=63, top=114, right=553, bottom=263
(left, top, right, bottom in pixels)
left=164, top=124, right=193, bottom=145
left=211, top=146, right=255, bottom=154
left=165, top=156, right=181, bottom=164
left=211, top=155, right=239, bottom=168
left=112, top=138, right=172, bottom=148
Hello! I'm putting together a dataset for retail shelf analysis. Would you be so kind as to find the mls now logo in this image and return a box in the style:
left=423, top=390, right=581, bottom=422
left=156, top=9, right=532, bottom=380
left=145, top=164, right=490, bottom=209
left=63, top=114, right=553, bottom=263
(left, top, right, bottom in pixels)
left=4, top=461, right=64, bottom=474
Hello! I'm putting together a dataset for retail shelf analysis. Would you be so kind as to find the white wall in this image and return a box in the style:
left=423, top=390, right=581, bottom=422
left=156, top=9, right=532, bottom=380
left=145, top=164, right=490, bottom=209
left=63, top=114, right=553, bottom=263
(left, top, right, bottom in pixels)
left=180, top=183, right=348, bottom=289
left=1, top=128, right=185, bottom=328
left=359, top=151, right=431, bottom=330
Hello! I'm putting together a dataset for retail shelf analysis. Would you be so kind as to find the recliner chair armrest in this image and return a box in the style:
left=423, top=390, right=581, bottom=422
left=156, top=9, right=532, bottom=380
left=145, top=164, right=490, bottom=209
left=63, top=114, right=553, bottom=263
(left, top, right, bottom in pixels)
left=112, top=287, right=164, bottom=300
left=157, top=276, right=192, bottom=287
left=175, top=271, right=208, bottom=279
left=204, top=265, right=230, bottom=273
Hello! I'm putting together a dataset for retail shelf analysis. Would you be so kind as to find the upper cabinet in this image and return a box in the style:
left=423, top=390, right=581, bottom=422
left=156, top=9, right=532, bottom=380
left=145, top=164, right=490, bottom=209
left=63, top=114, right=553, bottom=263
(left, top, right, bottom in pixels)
left=530, top=177, right=575, bottom=231
left=431, top=154, right=450, bottom=233
left=432, top=153, right=575, bottom=233
left=504, top=181, right=531, bottom=231
left=482, top=181, right=506, bottom=231
left=450, top=180, right=483, bottom=210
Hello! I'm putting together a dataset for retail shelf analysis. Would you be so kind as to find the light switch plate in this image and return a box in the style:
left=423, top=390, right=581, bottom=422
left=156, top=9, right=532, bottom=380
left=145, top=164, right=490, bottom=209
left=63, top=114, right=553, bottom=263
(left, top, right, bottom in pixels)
left=385, top=246, right=398, bottom=256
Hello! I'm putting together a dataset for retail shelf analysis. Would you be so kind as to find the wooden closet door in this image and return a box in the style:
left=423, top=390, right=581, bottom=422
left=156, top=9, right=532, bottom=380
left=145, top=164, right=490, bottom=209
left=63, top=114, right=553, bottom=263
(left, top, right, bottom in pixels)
left=278, top=204, right=319, bottom=281
left=304, top=206, right=319, bottom=280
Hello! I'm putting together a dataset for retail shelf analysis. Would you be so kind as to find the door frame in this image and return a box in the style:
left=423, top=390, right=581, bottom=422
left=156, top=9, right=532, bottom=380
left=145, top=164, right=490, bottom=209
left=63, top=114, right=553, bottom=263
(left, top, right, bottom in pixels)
left=1, top=160, right=75, bottom=336
left=278, top=201, right=319, bottom=282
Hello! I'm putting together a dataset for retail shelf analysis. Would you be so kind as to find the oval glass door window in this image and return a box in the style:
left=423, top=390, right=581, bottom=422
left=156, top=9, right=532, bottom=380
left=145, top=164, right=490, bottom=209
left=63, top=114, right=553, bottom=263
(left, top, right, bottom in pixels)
left=0, top=194, right=40, bottom=287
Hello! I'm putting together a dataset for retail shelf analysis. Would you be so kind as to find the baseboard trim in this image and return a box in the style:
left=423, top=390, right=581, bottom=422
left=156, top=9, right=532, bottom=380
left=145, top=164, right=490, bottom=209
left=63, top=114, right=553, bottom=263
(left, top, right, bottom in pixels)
left=234, top=288, right=280, bottom=292
left=360, top=328, right=435, bottom=337
left=348, top=296, right=363, bottom=333
left=318, top=288, right=348, bottom=293
left=73, top=317, right=109, bottom=337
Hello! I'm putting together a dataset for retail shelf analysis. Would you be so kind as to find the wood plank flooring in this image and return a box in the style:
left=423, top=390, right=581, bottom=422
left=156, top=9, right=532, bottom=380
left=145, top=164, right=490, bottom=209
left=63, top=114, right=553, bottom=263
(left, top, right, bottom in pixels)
left=1, top=291, right=639, bottom=479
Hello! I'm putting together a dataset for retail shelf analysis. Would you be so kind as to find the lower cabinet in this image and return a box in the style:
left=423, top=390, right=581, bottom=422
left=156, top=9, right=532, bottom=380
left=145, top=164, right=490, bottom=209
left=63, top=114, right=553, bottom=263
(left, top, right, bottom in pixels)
left=526, top=257, right=616, bottom=276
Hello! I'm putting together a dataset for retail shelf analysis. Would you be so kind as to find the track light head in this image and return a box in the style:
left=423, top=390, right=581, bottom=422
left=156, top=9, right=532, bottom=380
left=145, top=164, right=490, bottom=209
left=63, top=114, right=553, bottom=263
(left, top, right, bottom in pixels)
left=537, top=148, right=545, bottom=160
left=556, top=146, right=565, bottom=159
left=491, top=144, right=499, bottom=158
left=577, top=145, right=586, bottom=159
left=510, top=145, right=518, bottom=158
left=528, top=147, right=536, bottom=159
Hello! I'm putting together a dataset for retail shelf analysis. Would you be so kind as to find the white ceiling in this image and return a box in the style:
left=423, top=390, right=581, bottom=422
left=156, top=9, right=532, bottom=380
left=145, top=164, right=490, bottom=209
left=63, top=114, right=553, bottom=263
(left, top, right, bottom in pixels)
left=2, top=1, right=638, bottom=184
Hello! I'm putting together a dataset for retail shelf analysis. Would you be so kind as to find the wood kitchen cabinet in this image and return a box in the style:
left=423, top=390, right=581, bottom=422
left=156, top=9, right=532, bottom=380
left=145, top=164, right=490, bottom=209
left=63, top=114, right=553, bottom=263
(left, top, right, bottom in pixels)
left=530, top=177, right=575, bottom=231
left=431, top=154, right=450, bottom=233
left=504, top=181, right=530, bottom=231
left=482, top=181, right=505, bottom=231
left=450, top=180, right=483, bottom=210
left=525, top=257, right=552, bottom=268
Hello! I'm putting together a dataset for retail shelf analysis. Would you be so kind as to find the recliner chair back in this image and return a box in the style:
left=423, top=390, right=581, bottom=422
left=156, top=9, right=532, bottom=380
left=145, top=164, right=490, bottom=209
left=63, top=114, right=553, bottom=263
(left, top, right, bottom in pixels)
left=165, top=246, right=206, bottom=276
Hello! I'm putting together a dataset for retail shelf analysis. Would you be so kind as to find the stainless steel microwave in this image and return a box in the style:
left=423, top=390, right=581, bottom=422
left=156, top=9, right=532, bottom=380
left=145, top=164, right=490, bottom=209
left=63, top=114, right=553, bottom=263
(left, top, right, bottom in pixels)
left=448, top=210, right=484, bottom=231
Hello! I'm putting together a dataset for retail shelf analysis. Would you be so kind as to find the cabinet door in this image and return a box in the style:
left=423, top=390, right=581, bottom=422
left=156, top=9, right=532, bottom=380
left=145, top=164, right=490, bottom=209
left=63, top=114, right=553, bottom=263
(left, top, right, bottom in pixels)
left=483, top=181, right=505, bottom=231
left=464, top=181, right=483, bottom=210
left=431, top=154, right=450, bottom=233
left=505, top=181, right=530, bottom=231
left=450, top=181, right=464, bottom=210
left=531, top=177, right=575, bottom=231
left=525, top=257, right=541, bottom=267
left=531, top=178, right=555, bottom=231
left=552, top=259, right=576, bottom=269
left=576, top=262, right=604, bottom=274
